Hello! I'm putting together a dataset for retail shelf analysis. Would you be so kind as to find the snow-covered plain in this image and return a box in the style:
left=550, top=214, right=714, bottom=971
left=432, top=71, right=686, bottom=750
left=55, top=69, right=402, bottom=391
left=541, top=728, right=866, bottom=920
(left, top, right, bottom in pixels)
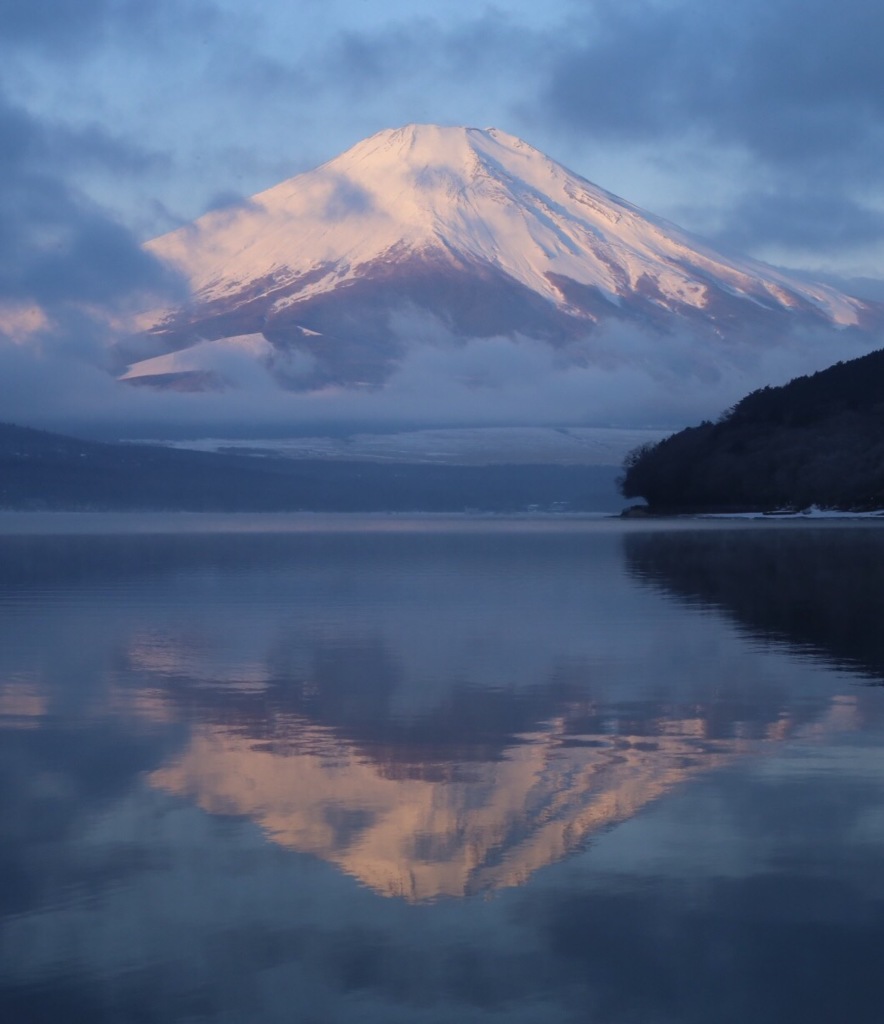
left=149, top=426, right=665, bottom=467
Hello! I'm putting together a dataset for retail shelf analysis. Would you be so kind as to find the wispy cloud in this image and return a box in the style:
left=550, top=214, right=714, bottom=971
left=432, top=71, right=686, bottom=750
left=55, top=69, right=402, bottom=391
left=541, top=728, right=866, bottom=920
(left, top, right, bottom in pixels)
left=533, top=0, right=884, bottom=259
left=1, top=311, right=876, bottom=438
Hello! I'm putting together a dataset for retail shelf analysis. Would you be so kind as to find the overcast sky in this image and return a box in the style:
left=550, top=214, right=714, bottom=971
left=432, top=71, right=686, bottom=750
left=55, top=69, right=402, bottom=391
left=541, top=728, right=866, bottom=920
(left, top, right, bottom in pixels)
left=2, top=0, right=884, bottom=433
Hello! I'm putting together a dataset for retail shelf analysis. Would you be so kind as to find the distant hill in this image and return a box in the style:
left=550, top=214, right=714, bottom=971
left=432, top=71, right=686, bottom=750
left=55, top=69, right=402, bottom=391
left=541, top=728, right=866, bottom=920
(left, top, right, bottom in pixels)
left=619, top=348, right=884, bottom=511
left=0, top=422, right=614, bottom=512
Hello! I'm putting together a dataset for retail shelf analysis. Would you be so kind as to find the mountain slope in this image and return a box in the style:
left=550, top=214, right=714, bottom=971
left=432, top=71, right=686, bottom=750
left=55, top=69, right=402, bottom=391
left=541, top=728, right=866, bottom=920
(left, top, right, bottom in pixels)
left=125, top=124, right=881, bottom=391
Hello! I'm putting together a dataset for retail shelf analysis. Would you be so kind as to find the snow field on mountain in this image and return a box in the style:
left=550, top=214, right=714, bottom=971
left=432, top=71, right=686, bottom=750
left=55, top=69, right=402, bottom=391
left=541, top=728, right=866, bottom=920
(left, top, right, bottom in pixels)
left=145, top=125, right=867, bottom=329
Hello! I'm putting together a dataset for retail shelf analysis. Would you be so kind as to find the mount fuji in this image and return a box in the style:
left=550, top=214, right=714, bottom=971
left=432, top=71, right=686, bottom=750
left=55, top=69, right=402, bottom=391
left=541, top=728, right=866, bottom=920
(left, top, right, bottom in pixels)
left=122, top=124, right=882, bottom=396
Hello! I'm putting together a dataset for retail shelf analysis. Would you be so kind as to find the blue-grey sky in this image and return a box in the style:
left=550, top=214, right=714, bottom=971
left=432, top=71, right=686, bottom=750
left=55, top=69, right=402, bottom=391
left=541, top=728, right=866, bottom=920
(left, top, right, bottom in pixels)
left=4, top=0, right=884, bottom=273
left=2, top=0, right=884, bottom=432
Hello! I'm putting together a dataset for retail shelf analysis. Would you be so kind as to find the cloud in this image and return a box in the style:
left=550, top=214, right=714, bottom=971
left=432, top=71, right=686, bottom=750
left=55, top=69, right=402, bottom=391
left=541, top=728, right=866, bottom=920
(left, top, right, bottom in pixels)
left=715, top=192, right=884, bottom=253
left=532, top=0, right=884, bottom=260
left=0, top=0, right=221, bottom=59
left=540, top=0, right=884, bottom=165
left=2, top=305, right=878, bottom=440
left=212, top=8, right=548, bottom=143
left=200, top=191, right=259, bottom=215
left=0, top=85, right=186, bottom=380
left=296, top=12, right=541, bottom=99
left=321, top=175, right=378, bottom=221
left=0, top=0, right=115, bottom=54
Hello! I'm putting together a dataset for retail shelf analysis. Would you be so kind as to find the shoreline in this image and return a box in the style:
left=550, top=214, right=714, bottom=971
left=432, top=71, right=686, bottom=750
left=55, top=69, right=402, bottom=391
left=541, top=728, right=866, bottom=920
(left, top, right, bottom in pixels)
left=1, top=508, right=883, bottom=536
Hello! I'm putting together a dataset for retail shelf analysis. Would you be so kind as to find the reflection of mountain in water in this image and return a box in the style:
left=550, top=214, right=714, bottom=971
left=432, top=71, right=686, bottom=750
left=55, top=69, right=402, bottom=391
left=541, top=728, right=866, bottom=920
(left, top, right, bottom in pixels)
left=141, top=631, right=846, bottom=902
left=625, top=525, right=884, bottom=685
left=0, top=525, right=866, bottom=902
left=150, top=718, right=734, bottom=902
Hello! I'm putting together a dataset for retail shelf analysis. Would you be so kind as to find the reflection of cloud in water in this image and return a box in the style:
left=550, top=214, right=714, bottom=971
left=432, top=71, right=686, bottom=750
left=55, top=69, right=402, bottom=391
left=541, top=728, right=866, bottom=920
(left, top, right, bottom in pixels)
left=0, top=679, right=46, bottom=729
left=125, top=630, right=271, bottom=691
left=108, top=685, right=182, bottom=726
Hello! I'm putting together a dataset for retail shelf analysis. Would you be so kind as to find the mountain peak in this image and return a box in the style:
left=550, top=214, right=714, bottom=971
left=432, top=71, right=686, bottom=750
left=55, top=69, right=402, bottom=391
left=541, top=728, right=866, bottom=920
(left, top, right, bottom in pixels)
left=342, top=123, right=522, bottom=158
left=316, top=123, right=545, bottom=207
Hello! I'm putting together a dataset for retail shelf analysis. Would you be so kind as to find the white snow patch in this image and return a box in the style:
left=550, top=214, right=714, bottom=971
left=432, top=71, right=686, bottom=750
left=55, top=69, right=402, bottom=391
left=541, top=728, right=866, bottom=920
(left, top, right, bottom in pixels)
left=121, top=334, right=274, bottom=381
left=143, top=426, right=665, bottom=467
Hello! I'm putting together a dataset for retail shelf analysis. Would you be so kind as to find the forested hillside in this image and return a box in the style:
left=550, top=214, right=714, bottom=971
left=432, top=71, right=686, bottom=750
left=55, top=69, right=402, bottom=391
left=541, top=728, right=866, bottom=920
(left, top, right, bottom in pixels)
left=620, top=347, right=884, bottom=511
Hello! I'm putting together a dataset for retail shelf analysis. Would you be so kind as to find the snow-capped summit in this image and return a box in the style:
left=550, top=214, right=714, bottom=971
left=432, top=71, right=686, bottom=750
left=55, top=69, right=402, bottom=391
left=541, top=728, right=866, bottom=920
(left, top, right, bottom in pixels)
left=126, top=124, right=881, bottom=390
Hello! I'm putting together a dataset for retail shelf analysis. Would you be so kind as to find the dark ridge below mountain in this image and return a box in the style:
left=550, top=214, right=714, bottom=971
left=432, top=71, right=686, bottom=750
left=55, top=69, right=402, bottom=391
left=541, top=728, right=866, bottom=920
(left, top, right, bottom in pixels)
left=0, top=422, right=617, bottom=512
left=619, top=347, right=884, bottom=512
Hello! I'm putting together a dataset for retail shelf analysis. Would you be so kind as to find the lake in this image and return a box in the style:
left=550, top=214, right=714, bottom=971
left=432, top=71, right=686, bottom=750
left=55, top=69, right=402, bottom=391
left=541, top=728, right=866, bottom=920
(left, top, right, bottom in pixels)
left=0, top=515, right=882, bottom=1023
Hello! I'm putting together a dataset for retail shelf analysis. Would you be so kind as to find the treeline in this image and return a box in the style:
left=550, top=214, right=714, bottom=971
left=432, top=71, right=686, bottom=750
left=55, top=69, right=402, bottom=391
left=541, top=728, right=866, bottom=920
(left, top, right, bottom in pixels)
left=624, top=527, right=884, bottom=684
left=0, top=421, right=616, bottom=512
left=620, top=347, right=884, bottom=511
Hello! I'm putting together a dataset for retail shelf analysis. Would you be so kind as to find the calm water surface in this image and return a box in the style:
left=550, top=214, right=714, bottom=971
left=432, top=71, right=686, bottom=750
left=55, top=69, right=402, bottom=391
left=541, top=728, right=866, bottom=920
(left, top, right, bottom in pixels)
left=0, top=515, right=882, bottom=1023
